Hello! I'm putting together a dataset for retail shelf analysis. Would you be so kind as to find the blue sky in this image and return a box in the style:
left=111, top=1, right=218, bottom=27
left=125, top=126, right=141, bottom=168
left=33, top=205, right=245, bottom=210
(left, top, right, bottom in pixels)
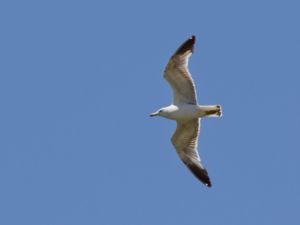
left=0, top=0, right=299, bottom=224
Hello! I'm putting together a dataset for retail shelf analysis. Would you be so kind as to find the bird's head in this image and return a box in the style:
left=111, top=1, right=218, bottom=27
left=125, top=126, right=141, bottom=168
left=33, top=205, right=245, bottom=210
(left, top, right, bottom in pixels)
left=149, top=108, right=166, bottom=117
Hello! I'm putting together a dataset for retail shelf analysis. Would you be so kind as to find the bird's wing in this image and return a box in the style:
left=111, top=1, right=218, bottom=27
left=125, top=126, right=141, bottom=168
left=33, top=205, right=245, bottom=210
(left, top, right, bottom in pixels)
left=164, top=36, right=197, bottom=105
left=171, top=119, right=211, bottom=187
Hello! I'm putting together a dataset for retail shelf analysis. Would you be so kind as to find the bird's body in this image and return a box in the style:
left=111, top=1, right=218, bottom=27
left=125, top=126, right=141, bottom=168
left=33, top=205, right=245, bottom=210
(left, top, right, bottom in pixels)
left=150, top=36, right=222, bottom=187
left=155, top=104, right=221, bottom=121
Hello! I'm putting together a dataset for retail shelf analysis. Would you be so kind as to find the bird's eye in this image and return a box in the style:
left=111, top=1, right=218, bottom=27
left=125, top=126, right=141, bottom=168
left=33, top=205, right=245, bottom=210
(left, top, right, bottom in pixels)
left=159, top=109, right=163, bottom=113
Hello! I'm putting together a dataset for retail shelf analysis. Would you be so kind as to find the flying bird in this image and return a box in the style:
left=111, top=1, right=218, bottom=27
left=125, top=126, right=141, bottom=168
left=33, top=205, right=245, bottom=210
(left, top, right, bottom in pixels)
left=150, top=36, right=222, bottom=187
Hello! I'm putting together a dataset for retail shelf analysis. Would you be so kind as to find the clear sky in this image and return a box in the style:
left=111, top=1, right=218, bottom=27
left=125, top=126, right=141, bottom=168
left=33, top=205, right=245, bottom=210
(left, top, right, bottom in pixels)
left=0, top=1, right=299, bottom=224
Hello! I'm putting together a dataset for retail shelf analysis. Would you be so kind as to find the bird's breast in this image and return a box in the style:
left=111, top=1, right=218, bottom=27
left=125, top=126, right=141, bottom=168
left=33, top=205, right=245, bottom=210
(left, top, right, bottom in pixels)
left=166, top=105, right=200, bottom=120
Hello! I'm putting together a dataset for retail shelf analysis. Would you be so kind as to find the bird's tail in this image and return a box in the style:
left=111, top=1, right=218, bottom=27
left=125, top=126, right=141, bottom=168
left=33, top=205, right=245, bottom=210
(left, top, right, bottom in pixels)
left=199, top=105, right=222, bottom=117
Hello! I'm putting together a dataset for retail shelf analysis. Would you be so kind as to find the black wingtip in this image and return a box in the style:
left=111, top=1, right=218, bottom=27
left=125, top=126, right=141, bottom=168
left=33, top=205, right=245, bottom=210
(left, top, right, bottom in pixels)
left=174, top=35, right=196, bottom=55
left=186, top=162, right=212, bottom=188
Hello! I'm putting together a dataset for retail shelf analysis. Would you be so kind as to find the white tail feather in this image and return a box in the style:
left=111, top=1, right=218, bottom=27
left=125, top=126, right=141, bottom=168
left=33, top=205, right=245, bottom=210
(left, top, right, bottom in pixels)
left=198, top=105, right=222, bottom=117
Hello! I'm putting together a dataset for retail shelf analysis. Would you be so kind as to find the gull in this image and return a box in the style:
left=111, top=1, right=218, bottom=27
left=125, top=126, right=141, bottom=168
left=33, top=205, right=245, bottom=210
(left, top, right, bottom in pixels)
left=150, top=36, right=222, bottom=187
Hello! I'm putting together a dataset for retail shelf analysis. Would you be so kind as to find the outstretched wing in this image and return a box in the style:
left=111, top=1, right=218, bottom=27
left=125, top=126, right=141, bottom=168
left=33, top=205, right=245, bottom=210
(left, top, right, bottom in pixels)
left=171, top=119, right=211, bottom=187
left=164, top=36, right=197, bottom=105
